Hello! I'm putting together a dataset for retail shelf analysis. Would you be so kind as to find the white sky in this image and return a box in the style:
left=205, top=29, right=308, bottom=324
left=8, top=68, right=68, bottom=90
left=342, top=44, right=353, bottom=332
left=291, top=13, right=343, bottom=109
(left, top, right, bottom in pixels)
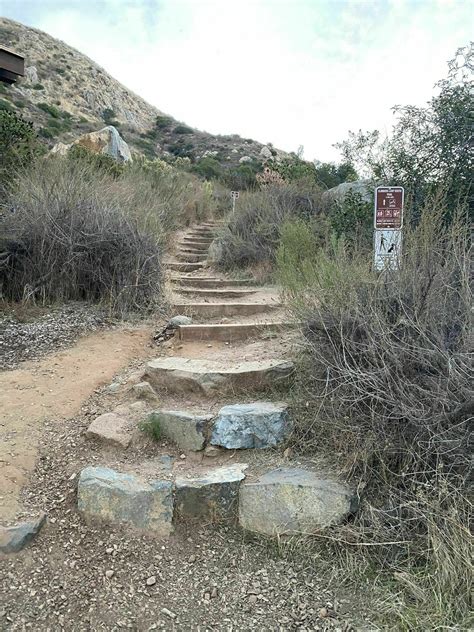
left=1, top=0, right=472, bottom=161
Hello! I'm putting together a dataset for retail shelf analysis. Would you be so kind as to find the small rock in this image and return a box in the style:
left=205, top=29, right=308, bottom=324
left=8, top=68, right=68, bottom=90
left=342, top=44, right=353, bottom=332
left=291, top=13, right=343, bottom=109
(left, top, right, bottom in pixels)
left=161, top=608, right=176, bottom=619
left=188, top=554, right=196, bottom=563
left=146, top=576, right=156, bottom=586
left=248, top=594, right=258, bottom=604
left=0, top=513, right=46, bottom=554
left=85, top=413, right=132, bottom=449
left=168, top=315, right=192, bottom=328
left=105, top=570, right=114, bottom=579
left=132, top=381, right=158, bottom=402
left=105, top=382, right=121, bottom=394
left=147, top=410, right=213, bottom=452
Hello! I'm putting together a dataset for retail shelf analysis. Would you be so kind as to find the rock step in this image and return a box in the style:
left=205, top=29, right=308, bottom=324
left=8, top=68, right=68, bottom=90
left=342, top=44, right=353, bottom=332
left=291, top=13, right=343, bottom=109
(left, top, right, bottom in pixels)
left=174, top=252, right=208, bottom=263
left=77, top=465, right=357, bottom=537
left=176, top=288, right=257, bottom=299
left=145, top=356, right=294, bottom=395
left=172, top=302, right=281, bottom=318
left=176, top=322, right=295, bottom=342
left=181, top=241, right=213, bottom=250
left=148, top=402, right=291, bottom=452
left=167, top=262, right=206, bottom=272
left=182, top=235, right=214, bottom=243
left=171, top=277, right=254, bottom=288
left=178, top=246, right=211, bottom=255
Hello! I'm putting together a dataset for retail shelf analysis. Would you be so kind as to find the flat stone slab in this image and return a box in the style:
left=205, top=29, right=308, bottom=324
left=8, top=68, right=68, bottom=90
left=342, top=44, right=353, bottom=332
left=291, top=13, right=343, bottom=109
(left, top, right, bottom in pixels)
left=147, top=410, right=213, bottom=451
left=0, top=513, right=46, bottom=554
left=211, top=402, right=291, bottom=449
left=177, top=288, right=257, bottom=299
left=239, top=468, right=357, bottom=536
left=85, top=412, right=132, bottom=448
left=171, top=277, right=253, bottom=288
left=78, top=467, right=173, bottom=536
left=145, top=357, right=294, bottom=395
left=175, top=464, right=247, bottom=522
left=132, top=381, right=159, bottom=402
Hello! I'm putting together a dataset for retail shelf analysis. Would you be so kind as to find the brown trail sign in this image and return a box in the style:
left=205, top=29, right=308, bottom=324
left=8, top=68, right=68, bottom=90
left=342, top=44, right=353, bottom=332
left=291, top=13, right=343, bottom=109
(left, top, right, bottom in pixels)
left=374, top=186, right=404, bottom=230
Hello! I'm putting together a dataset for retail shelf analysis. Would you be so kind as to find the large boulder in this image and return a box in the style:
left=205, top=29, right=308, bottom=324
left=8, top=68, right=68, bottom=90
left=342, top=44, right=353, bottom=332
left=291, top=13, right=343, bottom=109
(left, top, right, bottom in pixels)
left=239, top=468, right=357, bottom=536
left=147, top=410, right=213, bottom=451
left=323, top=180, right=373, bottom=204
left=52, top=125, right=132, bottom=162
left=210, top=402, right=291, bottom=449
left=175, top=464, right=247, bottom=522
left=78, top=467, right=173, bottom=536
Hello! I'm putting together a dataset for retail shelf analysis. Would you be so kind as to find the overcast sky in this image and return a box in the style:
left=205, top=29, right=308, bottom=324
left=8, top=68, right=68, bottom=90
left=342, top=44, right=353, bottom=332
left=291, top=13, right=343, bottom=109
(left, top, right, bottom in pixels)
left=1, top=0, right=472, bottom=161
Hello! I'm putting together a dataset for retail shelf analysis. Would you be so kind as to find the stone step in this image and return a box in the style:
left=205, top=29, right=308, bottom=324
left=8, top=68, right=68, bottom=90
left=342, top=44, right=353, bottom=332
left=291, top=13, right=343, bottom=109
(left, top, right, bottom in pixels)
left=167, top=262, right=206, bottom=272
left=182, top=239, right=213, bottom=249
left=145, top=357, right=294, bottom=395
left=239, top=468, right=358, bottom=536
left=178, top=246, right=210, bottom=255
left=172, top=302, right=281, bottom=318
left=176, top=322, right=295, bottom=342
left=171, top=277, right=253, bottom=288
left=176, top=287, right=257, bottom=299
left=174, top=252, right=208, bottom=263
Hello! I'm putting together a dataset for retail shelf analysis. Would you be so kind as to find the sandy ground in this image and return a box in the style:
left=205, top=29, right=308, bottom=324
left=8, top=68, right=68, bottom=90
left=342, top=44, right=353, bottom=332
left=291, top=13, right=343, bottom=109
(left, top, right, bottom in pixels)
left=0, top=325, right=154, bottom=522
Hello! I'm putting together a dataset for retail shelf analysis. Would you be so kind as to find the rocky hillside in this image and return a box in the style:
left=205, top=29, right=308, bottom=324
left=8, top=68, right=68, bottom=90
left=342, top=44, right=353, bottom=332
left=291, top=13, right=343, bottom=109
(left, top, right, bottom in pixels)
left=0, top=17, right=284, bottom=166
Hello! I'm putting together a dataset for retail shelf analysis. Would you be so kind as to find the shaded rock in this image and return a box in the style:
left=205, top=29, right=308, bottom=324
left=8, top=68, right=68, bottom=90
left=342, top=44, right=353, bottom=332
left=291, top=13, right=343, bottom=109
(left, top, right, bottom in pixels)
left=168, top=315, right=193, bottom=328
left=78, top=467, right=173, bottom=536
left=0, top=513, right=46, bottom=554
left=175, top=464, right=247, bottom=522
left=239, top=156, right=252, bottom=163
left=132, top=381, right=158, bottom=402
left=24, top=65, right=38, bottom=84
left=85, top=412, right=132, bottom=448
left=145, top=357, right=294, bottom=396
left=52, top=125, right=132, bottom=162
left=148, top=410, right=213, bottom=451
left=211, top=402, right=291, bottom=449
left=323, top=180, right=373, bottom=204
left=260, top=146, right=273, bottom=160
left=239, top=468, right=357, bottom=536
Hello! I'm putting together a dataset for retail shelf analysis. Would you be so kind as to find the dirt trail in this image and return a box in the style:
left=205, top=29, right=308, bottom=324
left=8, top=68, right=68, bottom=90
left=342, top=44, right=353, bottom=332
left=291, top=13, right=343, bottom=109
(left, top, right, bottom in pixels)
left=0, top=325, right=152, bottom=521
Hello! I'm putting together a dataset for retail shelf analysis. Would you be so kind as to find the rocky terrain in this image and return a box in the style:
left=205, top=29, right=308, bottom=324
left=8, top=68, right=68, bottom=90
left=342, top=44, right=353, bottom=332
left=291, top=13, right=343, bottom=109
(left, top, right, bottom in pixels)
left=0, top=17, right=285, bottom=166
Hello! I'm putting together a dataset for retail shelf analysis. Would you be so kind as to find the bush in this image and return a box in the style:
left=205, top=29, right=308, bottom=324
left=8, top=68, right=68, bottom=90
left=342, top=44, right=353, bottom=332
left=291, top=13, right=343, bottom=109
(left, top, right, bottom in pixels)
left=173, top=124, right=193, bottom=135
left=37, top=102, right=61, bottom=118
left=0, top=110, right=41, bottom=189
left=31, top=83, right=45, bottom=90
left=278, top=203, right=472, bottom=629
left=192, top=156, right=222, bottom=180
left=328, top=189, right=372, bottom=249
left=214, top=182, right=323, bottom=272
left=0, top=157, right=163, bottom=313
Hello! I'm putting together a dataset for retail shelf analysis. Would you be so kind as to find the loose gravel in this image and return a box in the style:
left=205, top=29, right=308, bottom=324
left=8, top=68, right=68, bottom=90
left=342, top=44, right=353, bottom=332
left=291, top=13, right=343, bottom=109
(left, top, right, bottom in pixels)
left=0, top=303, right=107, bottom=370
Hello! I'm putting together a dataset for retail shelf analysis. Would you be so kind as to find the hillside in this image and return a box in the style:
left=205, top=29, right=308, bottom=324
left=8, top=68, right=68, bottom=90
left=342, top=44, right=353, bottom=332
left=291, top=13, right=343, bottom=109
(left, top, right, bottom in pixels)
left=0, top=17, right=284, bottom=166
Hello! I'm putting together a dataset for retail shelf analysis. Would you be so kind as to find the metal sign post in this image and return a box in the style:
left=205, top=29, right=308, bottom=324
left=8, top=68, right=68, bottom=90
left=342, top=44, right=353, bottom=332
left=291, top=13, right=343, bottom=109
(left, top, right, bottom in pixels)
left=230, top=190, right=239, bottom=213
left=374, top=186, right=404, bottom=270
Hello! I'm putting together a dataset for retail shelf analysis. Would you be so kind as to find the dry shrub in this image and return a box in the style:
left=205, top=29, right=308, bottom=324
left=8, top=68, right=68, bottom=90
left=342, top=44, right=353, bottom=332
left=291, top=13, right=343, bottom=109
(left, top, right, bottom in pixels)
left=213, top=182, right=324, bottom=273
left=0, top=156, right=164, bottom=313
left=278, top=203, right=472, bottom=628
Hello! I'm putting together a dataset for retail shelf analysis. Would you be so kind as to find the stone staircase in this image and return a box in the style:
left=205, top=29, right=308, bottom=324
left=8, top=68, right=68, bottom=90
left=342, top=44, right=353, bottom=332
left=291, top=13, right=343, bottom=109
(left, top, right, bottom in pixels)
left=77, top=221, right=357, bottom=541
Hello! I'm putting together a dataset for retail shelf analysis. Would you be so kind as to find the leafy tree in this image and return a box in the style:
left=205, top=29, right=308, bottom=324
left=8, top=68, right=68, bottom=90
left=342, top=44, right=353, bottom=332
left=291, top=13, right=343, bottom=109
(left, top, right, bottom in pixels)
left=336, top=43, right=473, bottom=221
left=313, top=161, right=358, bottom=189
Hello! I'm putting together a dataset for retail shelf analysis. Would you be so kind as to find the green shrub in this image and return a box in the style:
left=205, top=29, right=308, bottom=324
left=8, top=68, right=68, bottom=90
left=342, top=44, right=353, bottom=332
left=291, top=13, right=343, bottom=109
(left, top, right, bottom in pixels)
left=0, top=110, right=41, bottom=187
left=155, top=115, right=172, bottom=129
left=0, top=98, right=15, bottom=112
left=31, top=83, right=45, bottom=90
left=173, top=124, right=193, bottom=135
left=328, top=189, right=372, bottom=249
left=37, top=102, right=64, bottom=118
left=139, top=415, right=161, bottom=440
left=192, top=156, right=222, bottom=180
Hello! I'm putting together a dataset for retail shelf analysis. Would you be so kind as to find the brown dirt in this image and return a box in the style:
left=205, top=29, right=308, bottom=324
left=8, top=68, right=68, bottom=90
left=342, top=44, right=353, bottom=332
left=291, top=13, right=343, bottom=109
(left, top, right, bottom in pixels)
left=0, top=325, right=154, bottom=522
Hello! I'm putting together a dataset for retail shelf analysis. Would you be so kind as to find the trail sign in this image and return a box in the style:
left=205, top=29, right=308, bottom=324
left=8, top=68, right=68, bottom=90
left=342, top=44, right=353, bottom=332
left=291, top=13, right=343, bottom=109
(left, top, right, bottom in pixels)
left=230, top=190, right=239, bottom=213
left=374, top=229, right=402, bottom=271
left=374, top=186, right=404, bottom=230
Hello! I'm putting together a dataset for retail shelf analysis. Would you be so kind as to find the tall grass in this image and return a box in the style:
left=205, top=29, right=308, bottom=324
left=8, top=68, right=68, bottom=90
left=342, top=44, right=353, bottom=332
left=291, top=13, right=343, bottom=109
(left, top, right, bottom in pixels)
left=277, top=203, right=472, bottom=629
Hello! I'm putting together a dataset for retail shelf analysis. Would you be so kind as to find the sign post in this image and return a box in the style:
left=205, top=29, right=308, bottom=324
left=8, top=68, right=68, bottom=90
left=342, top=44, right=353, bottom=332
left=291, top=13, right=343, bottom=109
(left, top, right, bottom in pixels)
left=374, top=186, right=404, bottom=270
left=230, top=190, right=239, bottom=214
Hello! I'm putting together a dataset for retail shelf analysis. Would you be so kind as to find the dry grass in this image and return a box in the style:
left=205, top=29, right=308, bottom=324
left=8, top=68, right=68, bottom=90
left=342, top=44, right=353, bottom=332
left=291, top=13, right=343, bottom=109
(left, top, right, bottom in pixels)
left=277, top=202, right=473, bottom=630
